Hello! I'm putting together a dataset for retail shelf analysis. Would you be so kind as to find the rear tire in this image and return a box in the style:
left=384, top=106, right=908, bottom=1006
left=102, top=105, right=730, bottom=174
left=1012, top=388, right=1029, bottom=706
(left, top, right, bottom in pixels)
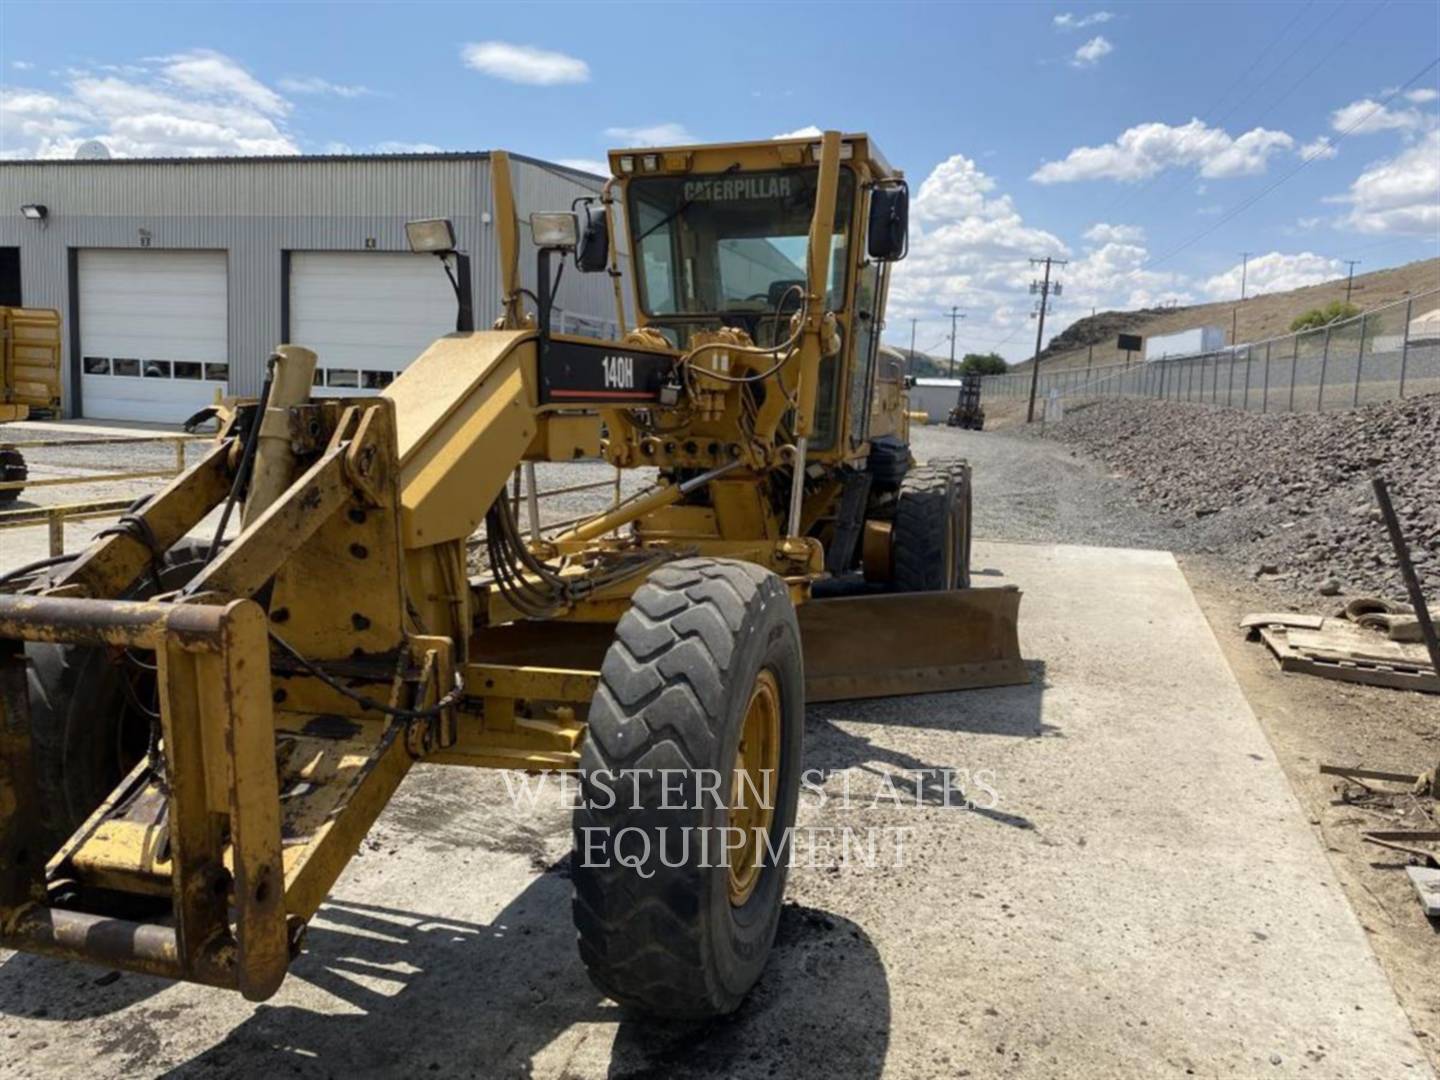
left=892, top=459, right=971, bottom=591
left=26, top=540, right=212, bottom=850
left=0, top=447, right=26, bottom=506
left=572, top=557, right=804, bottom=1018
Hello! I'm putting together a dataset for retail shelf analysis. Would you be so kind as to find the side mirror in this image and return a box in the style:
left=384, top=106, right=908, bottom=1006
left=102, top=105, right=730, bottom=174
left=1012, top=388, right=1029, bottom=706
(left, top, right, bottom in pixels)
left=575, top=202, right=609, bottom=273
left=867, top=183, right=909, bottom=262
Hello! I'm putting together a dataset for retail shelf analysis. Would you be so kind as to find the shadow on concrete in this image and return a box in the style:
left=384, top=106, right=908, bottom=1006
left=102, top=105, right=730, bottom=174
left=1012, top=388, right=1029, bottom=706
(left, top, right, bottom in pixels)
left=158, top=871, right=888, bottom=1079
left=0, top=950, right=171, bottom=1020
left=806, top=659, right=1055, bottom=741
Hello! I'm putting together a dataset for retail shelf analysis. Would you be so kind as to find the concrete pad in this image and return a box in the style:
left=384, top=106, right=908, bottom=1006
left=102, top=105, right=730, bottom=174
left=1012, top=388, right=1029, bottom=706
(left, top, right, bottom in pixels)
left=0, top=541, right=1427, bottom=1078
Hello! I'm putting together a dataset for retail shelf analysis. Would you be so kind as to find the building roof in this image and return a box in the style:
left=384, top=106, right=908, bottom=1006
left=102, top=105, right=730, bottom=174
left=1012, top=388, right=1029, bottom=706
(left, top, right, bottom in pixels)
left=0, top=149, right=608, bottom=183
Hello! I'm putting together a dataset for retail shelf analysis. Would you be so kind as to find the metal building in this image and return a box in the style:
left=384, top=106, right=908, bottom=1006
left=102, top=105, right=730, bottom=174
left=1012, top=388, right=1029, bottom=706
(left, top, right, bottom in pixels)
left=909, top=378, right=965, bottom=424
left=0, top=152, right=629, bottom=422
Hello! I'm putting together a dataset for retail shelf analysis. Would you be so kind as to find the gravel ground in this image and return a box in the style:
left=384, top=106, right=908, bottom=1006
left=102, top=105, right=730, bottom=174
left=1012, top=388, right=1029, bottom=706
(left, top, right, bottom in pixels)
left=1019, top=394, right=1440, bottom=606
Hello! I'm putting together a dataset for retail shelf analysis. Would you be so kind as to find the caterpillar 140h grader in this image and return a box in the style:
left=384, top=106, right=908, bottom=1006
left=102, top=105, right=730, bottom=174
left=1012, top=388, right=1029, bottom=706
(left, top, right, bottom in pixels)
left=0, top=131, right=1023, bottom=1018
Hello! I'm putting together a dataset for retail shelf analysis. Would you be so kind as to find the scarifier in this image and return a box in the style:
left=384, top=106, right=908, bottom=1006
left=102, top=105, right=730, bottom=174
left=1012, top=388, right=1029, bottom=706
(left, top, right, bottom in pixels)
left=0, top=131, right=1024, bottom=1017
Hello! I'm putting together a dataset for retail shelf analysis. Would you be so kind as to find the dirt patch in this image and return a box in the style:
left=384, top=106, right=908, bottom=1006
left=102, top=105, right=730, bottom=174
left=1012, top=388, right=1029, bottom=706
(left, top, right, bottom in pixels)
left=1182, top=555, right=1440, bottom=1070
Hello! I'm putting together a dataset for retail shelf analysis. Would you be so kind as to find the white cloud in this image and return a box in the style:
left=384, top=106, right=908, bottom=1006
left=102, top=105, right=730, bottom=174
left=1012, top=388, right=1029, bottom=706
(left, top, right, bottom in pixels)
left=278, top=75, right=374, bottom=98
left=460, top=42, right=588, bottom=86
left=886, top=155, right=1205, bottom=359
left=1071, top=35, right=1113, bottom=67
left=1200, top=252, right=1343, bottom=300
left=604, top=122, right=695, bottom=146
left=773, top=125, right=823, bottom=139
left=1330, top=97, right=1432, bottom=136
left=11, top=61, right=33, bottom=71
left=0, top=51, right=300, bottom=158
left=557, top=157, right=610, bottom=177
left=1335, top=130, right=1440, bottom=235
left=160, top=49, right=288, bottom=116
left=372, top=140, right=443, bottom=154
left=1054, top=11, right=1113, bottom=29
left=886, top=154, right=1068, bottom=354
left=1300, top=135, right=1337, bottom=160
left=1083, top=222, right=1145, bottom=244
left=1406, top=87, right=1439, bottom=105
left=1031, top=118, right=1294, bottom=183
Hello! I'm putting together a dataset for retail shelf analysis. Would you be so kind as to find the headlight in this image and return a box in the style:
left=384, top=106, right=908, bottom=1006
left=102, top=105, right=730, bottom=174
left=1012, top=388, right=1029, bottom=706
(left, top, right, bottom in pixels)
left=405, top=218, right=456, bottom=254
left=530, top=212, right=579, bottom=248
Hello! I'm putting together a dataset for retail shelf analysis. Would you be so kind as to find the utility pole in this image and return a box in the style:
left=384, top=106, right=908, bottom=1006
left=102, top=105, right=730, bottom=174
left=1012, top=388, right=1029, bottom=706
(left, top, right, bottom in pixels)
left=1239, top=251, right=1253, bottom=300
left=909, top=317, right=917, bottom=374
left=1343, top=259, right=1362, bottom=305
left=1025, top=256, right=1067, bottom=423
left=947, top=307, right=964, bottom=378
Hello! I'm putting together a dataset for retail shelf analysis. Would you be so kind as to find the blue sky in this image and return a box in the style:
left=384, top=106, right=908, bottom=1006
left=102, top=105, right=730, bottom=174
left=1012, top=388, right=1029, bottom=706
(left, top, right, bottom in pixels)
left=1, top=0, right=1436, bottom=359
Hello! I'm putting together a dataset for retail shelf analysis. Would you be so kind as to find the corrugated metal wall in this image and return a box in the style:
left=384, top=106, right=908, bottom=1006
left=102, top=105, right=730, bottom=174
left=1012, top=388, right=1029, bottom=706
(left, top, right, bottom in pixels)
left=0, top=153, right=627, bottom=412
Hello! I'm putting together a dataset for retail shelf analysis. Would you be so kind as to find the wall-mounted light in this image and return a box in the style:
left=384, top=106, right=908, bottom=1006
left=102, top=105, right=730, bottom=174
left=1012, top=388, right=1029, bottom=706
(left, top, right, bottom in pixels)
left=20, top=204, right=48, bottom=222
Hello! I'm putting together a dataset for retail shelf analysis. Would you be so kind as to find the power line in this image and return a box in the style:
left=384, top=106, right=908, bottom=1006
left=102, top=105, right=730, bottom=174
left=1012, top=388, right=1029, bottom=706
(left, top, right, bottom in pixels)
left=1089, top=0, right=1321, bottom=221
left=1144, top=56, right=1440, bottom=275
left=1092, top=1, right=1390, bottom=232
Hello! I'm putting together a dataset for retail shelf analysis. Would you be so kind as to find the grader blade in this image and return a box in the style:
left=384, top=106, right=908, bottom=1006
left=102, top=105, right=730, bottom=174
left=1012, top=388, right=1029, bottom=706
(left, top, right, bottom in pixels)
left=798, top=587, right=1026, bottom=702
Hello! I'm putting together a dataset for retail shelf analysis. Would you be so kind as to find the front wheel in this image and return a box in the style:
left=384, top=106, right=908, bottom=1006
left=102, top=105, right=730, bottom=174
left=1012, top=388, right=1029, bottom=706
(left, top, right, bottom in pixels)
left=892, top=458, right=971, bottom=591
left=572, top=557, right=804, bottom=1018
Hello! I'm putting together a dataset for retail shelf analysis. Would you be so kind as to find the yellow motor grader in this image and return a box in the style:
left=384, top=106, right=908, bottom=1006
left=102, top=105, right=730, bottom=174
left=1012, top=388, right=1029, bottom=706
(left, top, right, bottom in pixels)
left=0, top=131, right=1023, bottom=1018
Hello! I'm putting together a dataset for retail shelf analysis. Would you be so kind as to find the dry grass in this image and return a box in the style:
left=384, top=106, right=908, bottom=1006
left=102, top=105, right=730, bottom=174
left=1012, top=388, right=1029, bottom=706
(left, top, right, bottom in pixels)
left=1016, top=256, right=1440, bottom=374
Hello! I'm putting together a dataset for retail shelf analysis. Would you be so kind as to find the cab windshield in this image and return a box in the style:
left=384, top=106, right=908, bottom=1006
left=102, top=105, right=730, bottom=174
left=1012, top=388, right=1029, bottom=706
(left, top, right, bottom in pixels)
left=628, top=168, right=855, bottom=321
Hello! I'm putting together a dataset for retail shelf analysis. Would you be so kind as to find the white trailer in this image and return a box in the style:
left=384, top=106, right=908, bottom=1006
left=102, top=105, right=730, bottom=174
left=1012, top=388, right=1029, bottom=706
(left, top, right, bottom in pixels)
left=1144, top=325, right=1226, bottom=361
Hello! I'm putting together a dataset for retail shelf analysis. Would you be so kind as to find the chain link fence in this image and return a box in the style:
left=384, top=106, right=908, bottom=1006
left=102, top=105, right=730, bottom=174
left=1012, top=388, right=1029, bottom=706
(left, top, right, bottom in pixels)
left=983, top=288, right=1440, bottom=415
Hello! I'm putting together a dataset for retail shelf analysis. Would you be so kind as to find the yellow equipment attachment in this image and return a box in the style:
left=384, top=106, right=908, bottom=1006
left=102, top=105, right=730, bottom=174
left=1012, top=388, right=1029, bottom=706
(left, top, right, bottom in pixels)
left=0, top=132, right=1024, bottom=1014
left=0, top=306, right=62, bottom=503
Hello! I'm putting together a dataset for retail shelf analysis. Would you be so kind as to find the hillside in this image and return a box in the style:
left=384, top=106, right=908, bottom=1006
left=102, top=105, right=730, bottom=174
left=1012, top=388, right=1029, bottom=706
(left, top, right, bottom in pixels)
left=1015, top=256, right=1440, bottom=374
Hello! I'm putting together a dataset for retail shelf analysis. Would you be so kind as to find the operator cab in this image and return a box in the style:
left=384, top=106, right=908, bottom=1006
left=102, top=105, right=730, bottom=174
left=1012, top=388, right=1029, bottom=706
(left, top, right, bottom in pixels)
left=611, top=136, right=907, bottom=455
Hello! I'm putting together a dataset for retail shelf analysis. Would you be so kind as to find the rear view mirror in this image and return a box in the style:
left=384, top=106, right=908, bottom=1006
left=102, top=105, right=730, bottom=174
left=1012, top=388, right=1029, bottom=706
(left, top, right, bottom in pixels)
left=867, top=183, right=909, bottom=262
left=575, top=202, right=609, bottom=273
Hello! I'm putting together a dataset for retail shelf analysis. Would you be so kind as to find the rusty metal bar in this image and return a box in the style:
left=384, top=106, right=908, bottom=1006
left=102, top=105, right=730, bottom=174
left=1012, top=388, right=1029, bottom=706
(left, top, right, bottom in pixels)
left=0, top=434, right=208, bottom=450
left=0, top=468, right=178, bottom=492
left=1, top=906, right=236, bottom=989
left=0, top=495, right=134, bottom=528
left=0, top=594, right=229, bottom=651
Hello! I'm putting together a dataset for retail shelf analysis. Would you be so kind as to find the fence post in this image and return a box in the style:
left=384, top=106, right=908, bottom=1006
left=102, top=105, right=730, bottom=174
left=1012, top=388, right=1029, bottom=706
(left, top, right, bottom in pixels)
left=1288, top=335, right=1299, bottom=412
left=1399, top=297, right=1413, bottom=398
left=48, top=510, right=64, bottom=557
left=1352, top=313, right=1367, bottom=408
left=1262, top=341, right=1271, bottom=413
left=1243, top=347, right=1252, bottom=411
left=1225, top=350, right=1235, bottom=407
left=1317, top=325, right=1331, bottom=412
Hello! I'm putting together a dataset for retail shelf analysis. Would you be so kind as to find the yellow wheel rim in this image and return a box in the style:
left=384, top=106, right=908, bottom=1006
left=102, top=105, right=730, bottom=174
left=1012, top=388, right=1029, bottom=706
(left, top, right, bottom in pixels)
left=728, top=668, right=782, bottom=906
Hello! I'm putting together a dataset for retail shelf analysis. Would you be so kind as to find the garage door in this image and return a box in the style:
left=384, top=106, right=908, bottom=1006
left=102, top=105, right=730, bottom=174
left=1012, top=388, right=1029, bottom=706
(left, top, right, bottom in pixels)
left=289, top=252, right=456, bottom=395
left=78, top=250, right=228, bottom=423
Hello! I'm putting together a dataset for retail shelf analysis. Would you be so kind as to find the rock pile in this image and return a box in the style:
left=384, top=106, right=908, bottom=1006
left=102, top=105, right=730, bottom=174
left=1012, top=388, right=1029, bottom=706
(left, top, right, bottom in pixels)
left=1033, top=394, right=1440, bottom=604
